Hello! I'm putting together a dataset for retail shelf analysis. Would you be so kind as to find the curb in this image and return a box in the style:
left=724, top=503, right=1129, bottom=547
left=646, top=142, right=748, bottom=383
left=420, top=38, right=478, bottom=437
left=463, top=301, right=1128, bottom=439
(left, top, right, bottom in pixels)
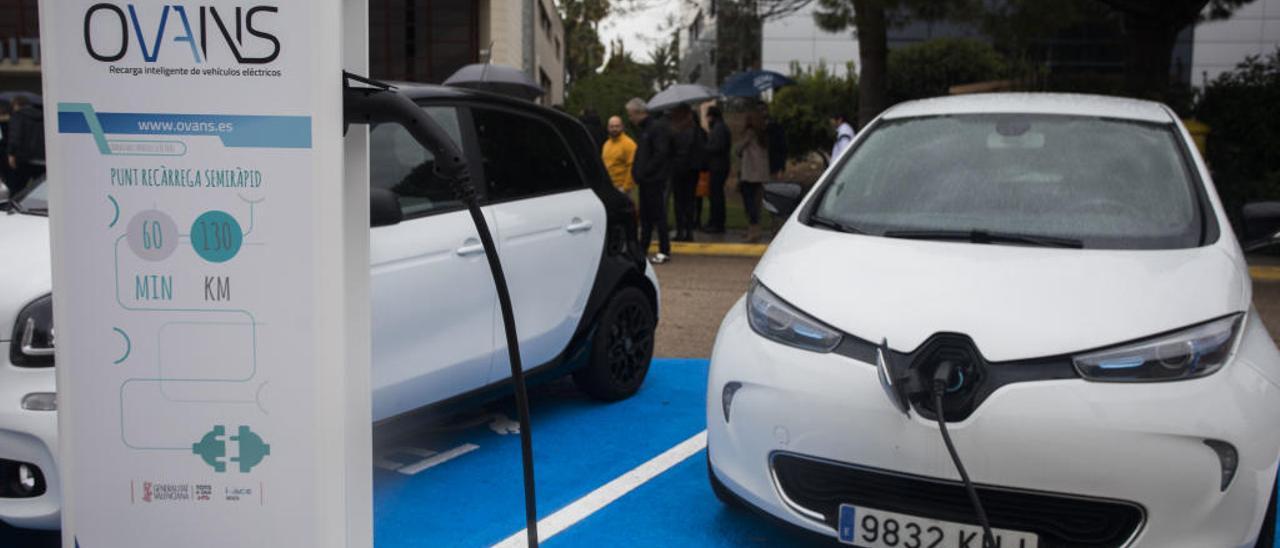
left=649, top=242, right=769, bottom=258
left=649, top=243, right=1280, bottom=283
left=1252, top=266, right=1280, bottom=283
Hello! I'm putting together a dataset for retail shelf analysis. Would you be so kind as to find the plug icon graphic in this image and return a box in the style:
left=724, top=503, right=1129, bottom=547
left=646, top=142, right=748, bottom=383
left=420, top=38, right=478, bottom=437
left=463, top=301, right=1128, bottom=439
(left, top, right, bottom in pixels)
left=192, top=425, right=228, bottom=473
left=231, top=425, right=271, bottom=473
left=192, top=425, right=269, bottom=473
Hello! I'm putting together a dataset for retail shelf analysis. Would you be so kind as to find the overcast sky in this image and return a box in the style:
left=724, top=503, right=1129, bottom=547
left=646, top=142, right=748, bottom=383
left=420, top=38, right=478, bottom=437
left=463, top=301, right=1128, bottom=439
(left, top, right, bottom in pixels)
left=598, top=0, right=678, bottom=56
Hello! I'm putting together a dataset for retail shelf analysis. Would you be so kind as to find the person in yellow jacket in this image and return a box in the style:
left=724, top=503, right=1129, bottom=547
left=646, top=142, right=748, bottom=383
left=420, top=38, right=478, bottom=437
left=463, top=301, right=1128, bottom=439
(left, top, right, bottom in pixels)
left=601, top=115, right=637, bottom=192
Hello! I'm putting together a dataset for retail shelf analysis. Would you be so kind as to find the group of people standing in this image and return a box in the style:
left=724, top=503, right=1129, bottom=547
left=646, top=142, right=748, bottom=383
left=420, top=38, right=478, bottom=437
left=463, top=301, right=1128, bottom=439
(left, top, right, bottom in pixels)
left=0, top=95, right=46, bottom=197
left=591, top=99, right=787, bottom=265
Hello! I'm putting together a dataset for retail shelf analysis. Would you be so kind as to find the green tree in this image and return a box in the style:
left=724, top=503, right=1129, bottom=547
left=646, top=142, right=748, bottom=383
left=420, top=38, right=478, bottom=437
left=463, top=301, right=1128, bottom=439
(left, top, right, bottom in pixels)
left=646, top=32, right=680, bottom=90
left=560, top=0, right=611, bottom=89
left=1092, top=0, right=1255, bottom=99
left=565, top=41, right=654, bottom=123
left=887, top=37, right=1008, bottom=102
left=812, top=0, right=967, bottom=127
left=769, top=62, right=859, bottom=162
left=1196, top=47, right=1280, bottom=219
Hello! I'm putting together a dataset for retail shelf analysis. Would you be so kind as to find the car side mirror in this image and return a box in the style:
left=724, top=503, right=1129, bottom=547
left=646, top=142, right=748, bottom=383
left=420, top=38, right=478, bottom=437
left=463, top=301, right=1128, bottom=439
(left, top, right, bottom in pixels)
left=763, top=182, right=805, bottom=218
left=370, top=188, right=403, bottom=227
left=1243, top=201, right=1280, bottom=252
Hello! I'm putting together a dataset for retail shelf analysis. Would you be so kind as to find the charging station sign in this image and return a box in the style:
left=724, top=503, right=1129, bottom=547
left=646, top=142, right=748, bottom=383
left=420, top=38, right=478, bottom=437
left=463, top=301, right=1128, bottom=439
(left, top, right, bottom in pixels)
left=39, top=1, right=365, bottom=546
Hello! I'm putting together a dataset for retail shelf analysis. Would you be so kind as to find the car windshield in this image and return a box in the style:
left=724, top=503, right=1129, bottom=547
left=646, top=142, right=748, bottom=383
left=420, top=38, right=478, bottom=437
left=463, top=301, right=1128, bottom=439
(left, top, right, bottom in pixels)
left=808, top=114, right=1206, bottom=249
left=11, top=176, right=48, bottom=214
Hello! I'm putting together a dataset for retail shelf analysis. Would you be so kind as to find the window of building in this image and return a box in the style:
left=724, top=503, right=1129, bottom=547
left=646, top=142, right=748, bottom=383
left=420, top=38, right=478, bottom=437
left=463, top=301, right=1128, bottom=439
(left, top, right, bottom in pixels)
left=369, top=106, right=466, bottom=217
left=472, top=108, right=586, bottom=201
left=539, top=0, right=553, bottom=36
left=539, top=69, right=554, bottom=106
left=690, top=11, right=704, bottom=42
left=370, top=0, right=478, bottom=84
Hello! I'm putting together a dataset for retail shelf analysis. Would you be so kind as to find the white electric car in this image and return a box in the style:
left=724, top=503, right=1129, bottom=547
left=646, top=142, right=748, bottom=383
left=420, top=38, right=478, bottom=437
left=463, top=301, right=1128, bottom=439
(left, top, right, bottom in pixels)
left=0, top=85, right=660, bottom=530
left=707, top=93, right=1280, bottom=547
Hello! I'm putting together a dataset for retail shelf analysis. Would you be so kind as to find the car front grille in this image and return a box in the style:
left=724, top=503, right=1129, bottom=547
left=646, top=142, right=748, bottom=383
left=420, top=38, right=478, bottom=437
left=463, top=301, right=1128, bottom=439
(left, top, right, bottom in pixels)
left=771, top=452, right=1144, bottom=548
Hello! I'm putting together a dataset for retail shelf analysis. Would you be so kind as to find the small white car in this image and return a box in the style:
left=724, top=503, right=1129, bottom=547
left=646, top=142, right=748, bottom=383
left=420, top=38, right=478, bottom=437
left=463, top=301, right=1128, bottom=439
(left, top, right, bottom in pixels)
left=0, top=85, right=660, bottom=530
left=707, top=93, right=1280, bottom=547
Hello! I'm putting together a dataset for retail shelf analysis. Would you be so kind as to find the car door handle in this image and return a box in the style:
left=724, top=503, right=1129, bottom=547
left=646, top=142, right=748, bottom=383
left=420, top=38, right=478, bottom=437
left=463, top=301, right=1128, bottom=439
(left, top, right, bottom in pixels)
left=566, top=218, right=593, bottom=234
left=456, top=239, right=485, bottom=257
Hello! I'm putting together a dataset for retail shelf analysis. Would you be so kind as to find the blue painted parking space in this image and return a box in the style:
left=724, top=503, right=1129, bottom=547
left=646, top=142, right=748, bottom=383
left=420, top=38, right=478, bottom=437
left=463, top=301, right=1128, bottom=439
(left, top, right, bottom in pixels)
left=372, top=357, right=821, bottom=547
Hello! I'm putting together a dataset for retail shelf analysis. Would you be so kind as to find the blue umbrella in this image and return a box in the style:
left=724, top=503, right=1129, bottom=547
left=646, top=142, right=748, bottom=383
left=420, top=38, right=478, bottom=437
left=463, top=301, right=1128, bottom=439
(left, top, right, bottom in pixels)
left=720, top=70, right=796, bottom=97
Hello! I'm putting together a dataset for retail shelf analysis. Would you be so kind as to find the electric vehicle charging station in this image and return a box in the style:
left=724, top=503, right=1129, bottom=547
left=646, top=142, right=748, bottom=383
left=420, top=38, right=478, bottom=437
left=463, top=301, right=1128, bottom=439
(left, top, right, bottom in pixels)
left=40, top=1, right=375, bottom=546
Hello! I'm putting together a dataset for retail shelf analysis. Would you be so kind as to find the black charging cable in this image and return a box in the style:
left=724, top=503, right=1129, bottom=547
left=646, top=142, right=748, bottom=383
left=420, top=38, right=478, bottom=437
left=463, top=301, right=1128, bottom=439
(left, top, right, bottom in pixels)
left=931, top=361, right=994, bottom=548
left=343, top=74, right=539, bottom=547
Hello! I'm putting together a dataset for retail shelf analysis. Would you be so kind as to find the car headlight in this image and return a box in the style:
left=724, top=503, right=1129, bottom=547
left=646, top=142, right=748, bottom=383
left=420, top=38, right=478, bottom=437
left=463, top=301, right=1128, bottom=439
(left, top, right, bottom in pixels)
left=1072, top=314, right=1243, bottom=382
left=10, top=294, right=54, bottom=367
left=746, top=280, right=842, bottom=353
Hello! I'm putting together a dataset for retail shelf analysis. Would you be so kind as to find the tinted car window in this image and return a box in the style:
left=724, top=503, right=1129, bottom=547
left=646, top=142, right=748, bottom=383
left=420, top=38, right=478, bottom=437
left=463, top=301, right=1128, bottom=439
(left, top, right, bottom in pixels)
left=810, top=114, right=1206, bottom=250
left=472, top=107, right=585, bottom=201
left=370, top=106, right=463, bottom=217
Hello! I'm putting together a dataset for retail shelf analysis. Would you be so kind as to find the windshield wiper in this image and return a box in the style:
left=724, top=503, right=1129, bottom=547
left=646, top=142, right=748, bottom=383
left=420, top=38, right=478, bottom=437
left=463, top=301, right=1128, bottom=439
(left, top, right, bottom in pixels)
left=881, top=229, right=1084, bottom=248
left=809, top=215, right=865, bottom=234
left=5, top=199, right=26, bottom=215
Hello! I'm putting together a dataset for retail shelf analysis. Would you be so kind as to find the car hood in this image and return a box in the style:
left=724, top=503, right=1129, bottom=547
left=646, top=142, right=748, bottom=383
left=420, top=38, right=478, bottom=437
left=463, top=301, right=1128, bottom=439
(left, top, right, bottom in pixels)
left=0, top=213, right=52, bottom=342
left=756, top=222, right=1249, bottom=362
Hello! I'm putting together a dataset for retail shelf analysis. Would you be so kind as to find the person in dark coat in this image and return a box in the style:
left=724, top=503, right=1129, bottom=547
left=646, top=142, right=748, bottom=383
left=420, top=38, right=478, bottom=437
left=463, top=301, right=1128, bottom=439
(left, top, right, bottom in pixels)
left=5, top=95, right=44, bottom=196
left=763, top=105, right=788, bottom=178
left=667, top=104, right=705, bottom=242
left=702, top=106, right=731, bottom=234
left=579, top=108, right=608, bottom=150
left=0, top=100, right=12, bottom=189
left=627, top=97, right=673, bottom=264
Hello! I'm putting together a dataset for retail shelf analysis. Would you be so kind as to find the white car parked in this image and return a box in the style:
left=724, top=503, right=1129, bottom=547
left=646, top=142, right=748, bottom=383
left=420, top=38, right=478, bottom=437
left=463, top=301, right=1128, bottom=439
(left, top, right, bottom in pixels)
left=707, top=93, right=1280, bottom=547
left=0, top=85, right=660, bottom=530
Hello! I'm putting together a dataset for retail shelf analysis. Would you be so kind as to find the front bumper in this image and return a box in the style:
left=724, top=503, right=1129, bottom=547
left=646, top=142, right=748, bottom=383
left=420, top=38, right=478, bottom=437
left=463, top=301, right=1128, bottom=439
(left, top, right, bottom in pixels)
left=707, top=299, right=1280, bottom=547
left=0, top=341, right=60, bottom=530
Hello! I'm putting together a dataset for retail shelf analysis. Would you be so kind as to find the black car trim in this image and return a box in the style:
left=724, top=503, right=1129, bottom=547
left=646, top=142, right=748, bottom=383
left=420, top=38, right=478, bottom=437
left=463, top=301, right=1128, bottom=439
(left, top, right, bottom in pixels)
left=767, top=451, right=1147, bottom=548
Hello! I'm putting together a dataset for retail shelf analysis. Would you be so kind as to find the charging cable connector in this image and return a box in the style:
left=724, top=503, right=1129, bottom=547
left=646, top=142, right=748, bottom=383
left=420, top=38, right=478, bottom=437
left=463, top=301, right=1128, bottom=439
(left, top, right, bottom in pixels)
left=931, top=361, right=995, bottom=548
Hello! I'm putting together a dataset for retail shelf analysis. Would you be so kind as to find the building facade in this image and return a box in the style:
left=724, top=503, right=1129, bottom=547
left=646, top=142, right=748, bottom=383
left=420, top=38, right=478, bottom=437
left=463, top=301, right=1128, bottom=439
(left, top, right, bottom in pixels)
left=757, top=2, right=1264, bottom=89
left=369, top=0, right=565, bottom=105
left=0, top=0, right=39, bottom=93
left=0, top=0, right=565, bottom=104
left=679, top=0, right=761, bottom=88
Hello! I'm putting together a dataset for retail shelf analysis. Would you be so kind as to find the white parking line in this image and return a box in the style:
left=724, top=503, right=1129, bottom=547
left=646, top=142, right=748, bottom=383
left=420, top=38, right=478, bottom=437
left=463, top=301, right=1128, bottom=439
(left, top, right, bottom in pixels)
left=493, top=430, right=708, bottom=547
left=399, top=444, right=479, bottom=475
left=375, top=444, right=480, bottom=476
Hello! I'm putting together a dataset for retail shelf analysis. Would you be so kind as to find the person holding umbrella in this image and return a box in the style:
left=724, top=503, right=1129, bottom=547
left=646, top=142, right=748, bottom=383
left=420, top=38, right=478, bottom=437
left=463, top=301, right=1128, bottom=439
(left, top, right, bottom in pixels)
left=702, top=106, right=731, bottom=234
left=668, top=104, right=705, bottom=242
left=627, top=97, right=673, bottom=264
left=736, top=110, right=770, bottom=243
left=6, top=94, right=44, bottom=196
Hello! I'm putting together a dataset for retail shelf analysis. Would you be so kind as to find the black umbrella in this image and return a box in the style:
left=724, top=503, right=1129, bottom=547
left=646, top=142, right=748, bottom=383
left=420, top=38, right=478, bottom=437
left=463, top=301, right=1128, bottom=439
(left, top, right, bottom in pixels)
left=646, top=84, right=719, bottom=111
left=444, top=64, right=544, bottom=101
left=0, top=91, right=42, bottom=106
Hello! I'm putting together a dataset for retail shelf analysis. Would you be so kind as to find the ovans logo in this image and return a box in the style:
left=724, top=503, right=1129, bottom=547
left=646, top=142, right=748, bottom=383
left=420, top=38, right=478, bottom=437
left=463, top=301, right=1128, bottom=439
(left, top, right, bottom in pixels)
left=83, top=3, right=280, bottom=64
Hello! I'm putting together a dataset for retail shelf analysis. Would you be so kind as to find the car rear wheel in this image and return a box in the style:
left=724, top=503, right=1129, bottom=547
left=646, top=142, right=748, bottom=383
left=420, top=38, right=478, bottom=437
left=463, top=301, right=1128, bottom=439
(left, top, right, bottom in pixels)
left=573, top=286, right=654, bottom=401
left=1258, top=478, right=1277, bottom=548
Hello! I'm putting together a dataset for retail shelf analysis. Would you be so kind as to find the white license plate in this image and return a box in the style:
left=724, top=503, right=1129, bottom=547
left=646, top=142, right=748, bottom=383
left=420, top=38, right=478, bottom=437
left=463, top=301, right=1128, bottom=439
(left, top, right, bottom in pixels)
left=837, top=503, right=1038, bottom=548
